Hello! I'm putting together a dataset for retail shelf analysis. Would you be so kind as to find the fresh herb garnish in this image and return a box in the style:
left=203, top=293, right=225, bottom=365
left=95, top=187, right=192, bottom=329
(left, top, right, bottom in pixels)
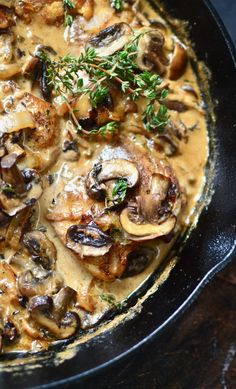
left=105, top=178, right=128, bottom=210
left=99, top=294, right=122, bottom=309
left=110, top=0, right=123, bottom=11
left=39, top=33, right=169, bottom=136
left=112, top=178, right=128, bottom=204
left=90, top=121, right=118, bottom=136
left=1, top=184, right=17, bottom=198
left=63, top=0, right=75, bottom=27
left=143, top=102, right=169, bottom=132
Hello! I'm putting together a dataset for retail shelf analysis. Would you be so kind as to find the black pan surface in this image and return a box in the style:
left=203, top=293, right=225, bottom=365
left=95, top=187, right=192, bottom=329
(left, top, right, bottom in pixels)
left=0, top=1, right=236, bottom=388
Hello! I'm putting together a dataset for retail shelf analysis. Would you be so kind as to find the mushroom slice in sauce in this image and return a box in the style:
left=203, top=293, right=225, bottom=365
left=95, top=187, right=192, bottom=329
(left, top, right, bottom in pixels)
left=28, top=295, right=80, bottom=339
left=86, top=159, right=139, bottom=201
left=66, top=224, right=113, bottom=257
left=1, top=152, right=27, bottom=195
left=121, top=247, right=157, bottom=278
left=0, top=111, right=35, bottom=136
left=87, top=23, right=133, bottom=56
left=120, top=171, right=181, bottom=241
left=136, top=29, right=168, bottom=74
left=23, top=231, right=57, bottom=270
left=120, top=209, right=176, bottom=241
left=18, top=270, right=63, bottom=298
left=0, top=159, right=43, bottom=217
left=169, top=42, right=188, bottom=80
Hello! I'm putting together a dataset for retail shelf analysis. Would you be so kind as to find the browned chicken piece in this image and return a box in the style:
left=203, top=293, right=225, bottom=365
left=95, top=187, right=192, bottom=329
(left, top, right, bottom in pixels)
left=41, top=1, right=64, bottom=25
left=75, top=0, right=94, bottom=21
left=15, top=0, right=94, bottom=25
left=47, top=139, right=185, bottom=281
left=22, top=93, right=58, bottom=149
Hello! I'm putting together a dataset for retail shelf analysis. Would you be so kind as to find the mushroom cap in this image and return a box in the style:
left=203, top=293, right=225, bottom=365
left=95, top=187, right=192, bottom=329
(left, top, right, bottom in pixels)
left=121, top=247, right=158, bottom=278
left=136, top=29, right=168, bottom=73
left=169, top=42, right=188, bottom=81
left=87, top=23, right=133, bottom=57
left=86, top=158, right=139, bottom=201
left=23, top=230, right=57, bottom=270
left=120, top=208, right=176, bottom=241
left=18, top=270, right=63, bottom=298
left=28, top=295, right=80, bottom=339
left=66, top=224, right=113, bottom=257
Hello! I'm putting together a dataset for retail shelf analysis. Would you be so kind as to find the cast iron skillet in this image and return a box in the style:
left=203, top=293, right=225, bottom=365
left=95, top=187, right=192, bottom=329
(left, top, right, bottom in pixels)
left=0, top=1, right=236, bottom=387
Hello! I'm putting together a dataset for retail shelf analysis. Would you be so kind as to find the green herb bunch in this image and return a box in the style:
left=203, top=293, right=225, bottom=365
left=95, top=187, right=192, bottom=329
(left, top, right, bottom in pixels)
left=39, top=33, right=169, bottom=136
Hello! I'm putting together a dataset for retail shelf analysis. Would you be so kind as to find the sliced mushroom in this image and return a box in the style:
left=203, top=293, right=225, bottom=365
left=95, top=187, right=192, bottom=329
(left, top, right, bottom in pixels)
left=66, top=224, right=113, bottom=257
left=28, top=295, right=80, bottom=339
left=18, top=270, right=63, bottom=298
left=52, top=286, right=77, bottom=321
left=22, top=55, right=40, bottom=75
left=136, top=29, right=168, bottom=74
left=2, top=320, right=18, bottom=344
left=0, top=159, right=43, bottom=216
left=121, top=247, right=157, bottom=278
left=120, top=172, right=181, bottom=241
left=163, top=99, right=188, bottom=112
left=6, top=207, right=31, bottom=250
left=169, top=42, right=188, bottom=80
left=86, top=159, right=139, bottom=201
left=23, top=231, right=57, bottom=270
left=0, top=111, right=35, bottom=137
left=1, top=152, right=27, bottom=195
left=87, top=23, right=132, bottom=56
left=120, top=209, right=176, bottom=241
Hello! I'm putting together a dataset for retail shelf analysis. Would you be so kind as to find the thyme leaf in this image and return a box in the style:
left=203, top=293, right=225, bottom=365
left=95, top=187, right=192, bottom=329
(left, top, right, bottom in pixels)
left=99, top=294, right=122, bottom=309
left=90, top=121, right=118, bottom=136
left=110, top=0, right=123, bottom=11
left=111, top=178, right=128, bottom=204
left=1, top=184, right=17, bottom=198
left=63, top=0, right=75, bottom=27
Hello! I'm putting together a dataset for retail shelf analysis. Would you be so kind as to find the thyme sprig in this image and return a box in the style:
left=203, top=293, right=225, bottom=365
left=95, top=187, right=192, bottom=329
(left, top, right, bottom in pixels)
left=39, top=33, right=169, bottom=135
left=63, top=0, right=75, bottom=27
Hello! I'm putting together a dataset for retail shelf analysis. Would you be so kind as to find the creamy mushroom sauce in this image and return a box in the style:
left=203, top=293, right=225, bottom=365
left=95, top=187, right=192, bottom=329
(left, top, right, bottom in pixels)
left=0, top=0, right=208, bottom=353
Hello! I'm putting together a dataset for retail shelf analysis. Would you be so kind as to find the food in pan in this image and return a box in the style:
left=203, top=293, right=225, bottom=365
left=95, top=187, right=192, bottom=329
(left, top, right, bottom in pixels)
left=0, top=0, right=208, bottom=353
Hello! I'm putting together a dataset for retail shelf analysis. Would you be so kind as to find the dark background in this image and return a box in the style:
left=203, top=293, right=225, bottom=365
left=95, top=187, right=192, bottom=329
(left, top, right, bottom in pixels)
left=73, top=2, right=236, bottom=388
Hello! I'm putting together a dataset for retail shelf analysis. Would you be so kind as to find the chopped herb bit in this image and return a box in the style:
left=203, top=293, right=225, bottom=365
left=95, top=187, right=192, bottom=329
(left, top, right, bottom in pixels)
left=90, top=85, right=109, bottom=108
left=113, top=178, right=128, bottom=203
left=1, top=184, right=17, bottom=198
left=63, top=0, right=75, bottom=8
left=110, top=0, right=123, bottom=11
left=99, top=294, right=122, bottom=309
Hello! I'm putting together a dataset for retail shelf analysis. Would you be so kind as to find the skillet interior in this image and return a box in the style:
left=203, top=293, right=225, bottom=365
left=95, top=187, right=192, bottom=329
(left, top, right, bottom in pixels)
left=0, top=0, right=235, bottom=387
